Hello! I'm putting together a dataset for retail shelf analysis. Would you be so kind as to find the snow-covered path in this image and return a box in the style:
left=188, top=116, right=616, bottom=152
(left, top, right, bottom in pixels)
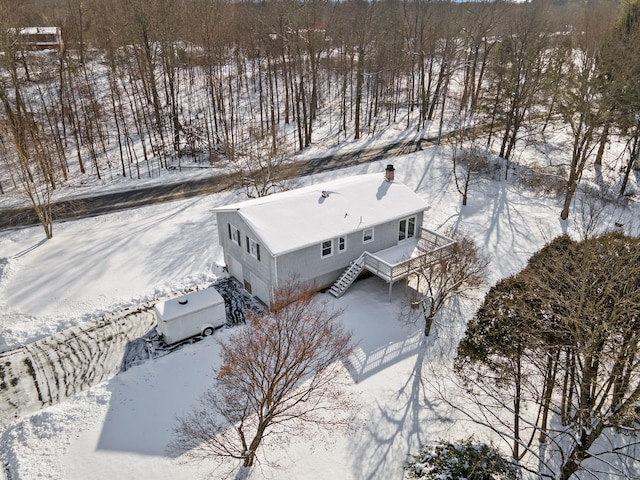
left=0, top=305, right=156, bottom=429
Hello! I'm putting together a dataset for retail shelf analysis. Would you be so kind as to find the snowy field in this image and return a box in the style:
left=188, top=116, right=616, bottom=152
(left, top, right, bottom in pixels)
left=0, top=142, right=639, bottom=479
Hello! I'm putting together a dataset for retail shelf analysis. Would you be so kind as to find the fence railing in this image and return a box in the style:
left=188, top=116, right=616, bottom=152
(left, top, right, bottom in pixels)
left=362, top=228, right=455, bottom=283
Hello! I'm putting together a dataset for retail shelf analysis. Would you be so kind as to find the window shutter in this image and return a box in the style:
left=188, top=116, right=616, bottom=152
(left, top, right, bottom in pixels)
left=238, top=231, right=241, bottom=248
left=257, top=244, right=261, bottom=261
left=228, top=224, right=231, bottom=240
left=246, top=236, right=250, bottom=253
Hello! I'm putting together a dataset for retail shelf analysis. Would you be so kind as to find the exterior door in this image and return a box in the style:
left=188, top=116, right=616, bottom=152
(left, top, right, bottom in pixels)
left=398, top=216, right=416, bottom=242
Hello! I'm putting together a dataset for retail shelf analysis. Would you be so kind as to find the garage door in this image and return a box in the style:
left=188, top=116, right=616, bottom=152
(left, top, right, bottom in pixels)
left=227, top=255, right=243, bottom=285
left=251, top=273, right=270, bottom=305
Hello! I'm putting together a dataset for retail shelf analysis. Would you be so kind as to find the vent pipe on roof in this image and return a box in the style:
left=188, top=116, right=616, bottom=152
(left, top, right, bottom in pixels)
left=385, top=164, right=395, bottom=182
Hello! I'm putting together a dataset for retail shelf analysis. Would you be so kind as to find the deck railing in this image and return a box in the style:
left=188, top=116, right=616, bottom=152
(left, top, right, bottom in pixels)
left=362, top=228, right=455, bottom=283
left=417, top=228, right=455, bottom=251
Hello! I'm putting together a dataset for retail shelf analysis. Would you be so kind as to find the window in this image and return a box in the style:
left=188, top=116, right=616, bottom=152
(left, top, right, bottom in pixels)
left=230, top=225, right=241, bottom=247
left=245, top=235, right=261, bottom=261
left=398, top=216, right=416, bottom=241
left=408, top=217, right=415, bottom=238
left=338, top=236, right=347, bottom=252
left=321, top=240, right=333, bottom=258
left=249, top=238, right=261, bottom=260
left=363, top=228, right=374, bottom=244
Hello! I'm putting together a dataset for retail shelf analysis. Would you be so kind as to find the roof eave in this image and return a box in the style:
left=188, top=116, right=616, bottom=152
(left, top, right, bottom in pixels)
left=269, top=206, right=430, bottom=257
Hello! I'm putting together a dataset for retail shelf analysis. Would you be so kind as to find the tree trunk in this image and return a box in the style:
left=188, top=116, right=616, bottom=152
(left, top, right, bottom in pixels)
left=243, top=420, right=270, bottom=468
left=424, top=314, right=434, bottom=336
left=594, top=123, right=610, bottom=166
left=560, top=137, right=591, bottom=220
left=513, top=354, right=522, bottom=460
left=354, top=45, right=365, bottom=140
left=620, top=121, right=640, bottom=197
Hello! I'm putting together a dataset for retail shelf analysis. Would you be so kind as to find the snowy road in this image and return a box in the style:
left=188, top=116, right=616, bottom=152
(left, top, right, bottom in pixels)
left=0, top=133, right=446, bottom=230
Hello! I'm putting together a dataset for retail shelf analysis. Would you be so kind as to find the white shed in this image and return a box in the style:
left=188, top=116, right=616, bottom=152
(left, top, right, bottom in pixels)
left=154, top=287, right=226, bottom=344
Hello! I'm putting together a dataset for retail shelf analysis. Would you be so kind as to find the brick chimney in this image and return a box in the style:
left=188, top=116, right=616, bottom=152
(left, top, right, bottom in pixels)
left=385, top=164, right=395, bottom=182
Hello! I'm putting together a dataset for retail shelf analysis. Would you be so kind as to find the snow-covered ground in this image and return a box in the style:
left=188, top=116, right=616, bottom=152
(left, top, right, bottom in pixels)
left=0, top=142, right=638, bottom=479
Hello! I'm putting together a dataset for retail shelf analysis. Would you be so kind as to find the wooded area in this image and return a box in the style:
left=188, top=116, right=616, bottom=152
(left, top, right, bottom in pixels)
left=0, top=0, right=638, bottom=237
left=456, top=232, right=640, bottom=479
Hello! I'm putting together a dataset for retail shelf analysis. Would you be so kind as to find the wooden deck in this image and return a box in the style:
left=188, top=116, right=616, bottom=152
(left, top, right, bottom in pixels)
left=363, top=228, right=455, bottom=284
left=328, top=228, right=455, bottom=299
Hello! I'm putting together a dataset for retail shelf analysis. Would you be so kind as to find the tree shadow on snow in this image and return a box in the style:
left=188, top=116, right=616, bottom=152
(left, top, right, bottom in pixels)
left=337, top=279, right=465, bottom=479
left=347, top=335, right=455, bottom=480
left=98, top=279, right=258, bottom=458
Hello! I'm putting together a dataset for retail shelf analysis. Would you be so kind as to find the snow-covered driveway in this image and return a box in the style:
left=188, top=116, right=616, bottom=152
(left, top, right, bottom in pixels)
left=0, top=277, right=257, bottom=430
left=0, top=305, right=155, bottom=429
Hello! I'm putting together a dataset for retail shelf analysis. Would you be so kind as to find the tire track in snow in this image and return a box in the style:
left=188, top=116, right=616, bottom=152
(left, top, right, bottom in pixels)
left=0, top=305, right=156, bottom=429
left=0, top=279, right=259, bottom=429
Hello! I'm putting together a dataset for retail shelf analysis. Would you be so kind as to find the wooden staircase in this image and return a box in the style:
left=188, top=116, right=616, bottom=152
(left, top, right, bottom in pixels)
left=328, top=229, right=457, bottom=300
left=328, top=254, right=366, bottom=298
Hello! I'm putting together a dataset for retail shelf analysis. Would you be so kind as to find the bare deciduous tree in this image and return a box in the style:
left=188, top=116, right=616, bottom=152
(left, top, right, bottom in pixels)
left=169, top=282, right=355, bottom=474
left=557, top=3, right=616, bottom=220
left=483, top=2, right=549, bottom=172
left=450, top=122, right=490, bottom=206
left=598, top=0, right=640, bottom=197
left=0, top=24, right=58, bottom=238
left=407, top=231, right=488, bottom=337
left=232, top=148, right=290, bottom=199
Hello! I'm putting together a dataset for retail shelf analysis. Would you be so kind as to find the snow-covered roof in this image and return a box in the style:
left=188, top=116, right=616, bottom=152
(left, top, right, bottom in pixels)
left=214, top=172, right=429, bottom=256
left=154, top=287, right=224, bottom=321
left=9, top=27, right=60, bottom=36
